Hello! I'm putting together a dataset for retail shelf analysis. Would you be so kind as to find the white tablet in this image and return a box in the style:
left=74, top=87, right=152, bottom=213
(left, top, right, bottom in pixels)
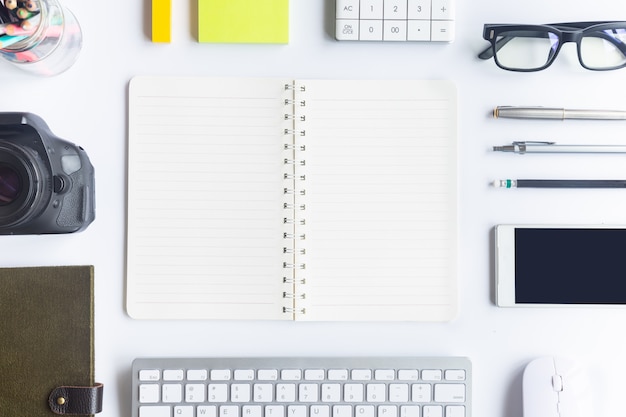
left=495, top=224, right=626, bottom=307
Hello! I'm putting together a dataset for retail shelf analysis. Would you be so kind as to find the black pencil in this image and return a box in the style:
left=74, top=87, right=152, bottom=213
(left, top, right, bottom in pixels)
left=493, top=179, right=626, bottom=188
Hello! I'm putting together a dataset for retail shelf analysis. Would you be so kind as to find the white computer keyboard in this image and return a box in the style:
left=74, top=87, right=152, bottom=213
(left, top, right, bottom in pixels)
left=335, top=0, right=455, bottom=42
left=132, top=357, right=471, bottom=417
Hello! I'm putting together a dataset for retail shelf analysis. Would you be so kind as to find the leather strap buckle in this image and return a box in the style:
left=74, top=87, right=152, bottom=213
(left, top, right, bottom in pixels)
left=48, top=383, right=104, bottom=415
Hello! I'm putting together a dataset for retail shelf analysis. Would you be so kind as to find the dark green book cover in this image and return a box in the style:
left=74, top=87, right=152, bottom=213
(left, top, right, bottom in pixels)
left=0, top=265, right=97, bottom=416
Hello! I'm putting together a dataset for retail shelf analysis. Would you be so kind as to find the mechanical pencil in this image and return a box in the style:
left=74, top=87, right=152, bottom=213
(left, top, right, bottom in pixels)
left=493, top=179, right=626, bottom=189
left=493, top=106, right=626, bottom=120
left=493, top=141, right=626, bottom=154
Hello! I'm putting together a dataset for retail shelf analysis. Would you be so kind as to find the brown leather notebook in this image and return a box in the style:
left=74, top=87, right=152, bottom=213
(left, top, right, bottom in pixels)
left=0, top=265, right=103, bottom=416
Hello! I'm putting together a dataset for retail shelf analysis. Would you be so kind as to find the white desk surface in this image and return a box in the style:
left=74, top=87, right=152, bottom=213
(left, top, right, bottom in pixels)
left=4, top=1, right=626, bottom=416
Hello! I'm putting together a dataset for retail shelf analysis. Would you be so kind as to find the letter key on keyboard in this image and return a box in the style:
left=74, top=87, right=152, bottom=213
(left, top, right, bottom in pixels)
left=132, top=357, right=471, bottom=417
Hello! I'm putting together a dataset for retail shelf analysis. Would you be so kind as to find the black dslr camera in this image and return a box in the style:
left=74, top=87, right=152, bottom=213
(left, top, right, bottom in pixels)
left=0, top=113, right=95, bottom=235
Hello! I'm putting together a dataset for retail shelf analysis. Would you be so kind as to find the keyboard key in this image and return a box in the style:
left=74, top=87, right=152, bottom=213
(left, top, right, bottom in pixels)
left=281, top=369, right=302, bottom=380
left=163, top=369, right=184, bottom=381
left=139, top=406, right=170, bottom=417
left=445, top=406, right=465, bottom=417
left=367, top=384, right=386, bottom=402
left=304, top=369, right=325, bottom=380
left=412, top=384, right=432, bottom=402
left=421, top=370, right=442, bottom=381
left=162, top=384, right=182, bottom=403
left=139, top=384, right=160, bottom=403
left=356, top=405, right=375, bottom=417
left=211, top=370, right=231, bottom=380
left=186, top=384, right=206, bottom=402
left=321, top=384, right=341, bottom=402
left=254, top=384, right=274, bottom=402
left=328, top=369, right=348, bottom=380
left=374, top=369, right=395, bottom=380
left=344, top=384, right=364, bottom=402
left=258, top=369, right=278, bottom=381
left=235, top=370, right=255, bottom=380
left=266, top=405, right=285, bottom=417
left=188, top=370, right=208, bottom=381
left=333, top=405, right=352, bottom=417
left=299, top=384, right=319, bottom=402
left=445, top=370, right=466, bottom=381
left=379, top=405, right=398, bottom=417
left=243, top=406, right=262, bottom=417
left=208, top=384, right=228, bottom=402
left=231, top=384, right=251, bottom=402
left=175, top=406, right=193, bottom=417
left=351, top=369, right=372, bottom=380
left=397, top=370, right=418, bottom=381
left=423, top=405, right=443, bottom=417
left=311, top=405, right=331, bottom=417
left=400, top=405, right=420, bottom=417
left=434, top=384, right=465, bottom=403
left=389, top=384, right=409, bottom=402
left=220, top=405, right=238, bottom=417
left=289, top=405, right=307, bottom=417
left=139, top=370, right=160, bottom=381
left=277, top=384, right=297, bottom=402
left=198, top=405, right=218, bottom=417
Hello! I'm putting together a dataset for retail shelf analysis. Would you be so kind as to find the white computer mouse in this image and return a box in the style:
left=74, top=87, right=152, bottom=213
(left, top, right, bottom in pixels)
left=522, top=356, right=594, bottom=417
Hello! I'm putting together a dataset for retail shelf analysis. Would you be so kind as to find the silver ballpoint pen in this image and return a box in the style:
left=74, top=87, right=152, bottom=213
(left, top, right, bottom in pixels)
left=494, top=106, right=626, bottom=120
left=493, top=141, right=626, bottom=154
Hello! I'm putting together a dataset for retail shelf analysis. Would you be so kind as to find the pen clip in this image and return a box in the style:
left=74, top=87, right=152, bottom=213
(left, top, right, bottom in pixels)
left=512, top=141, right=556, bottom=146
left=511, top=141, right=555, bottom=154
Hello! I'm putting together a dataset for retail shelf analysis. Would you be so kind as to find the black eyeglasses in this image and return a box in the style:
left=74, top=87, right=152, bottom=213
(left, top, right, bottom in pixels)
left=478, top=21, right=626, bottom=71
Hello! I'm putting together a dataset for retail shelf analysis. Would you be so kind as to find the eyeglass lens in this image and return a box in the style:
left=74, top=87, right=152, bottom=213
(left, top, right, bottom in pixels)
left=494, top=30, right=559, bottom=70
left=579, top=29, right=626, bottom=69
left=493, top=27, right=626, bottom=70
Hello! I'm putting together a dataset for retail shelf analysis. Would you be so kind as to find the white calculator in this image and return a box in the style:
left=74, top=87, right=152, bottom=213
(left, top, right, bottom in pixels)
left=335, top=0, right=455, bottom=42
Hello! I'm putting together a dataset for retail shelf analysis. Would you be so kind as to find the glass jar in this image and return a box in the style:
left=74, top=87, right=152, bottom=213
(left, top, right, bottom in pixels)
left=0, top=0, right=82, bottom=76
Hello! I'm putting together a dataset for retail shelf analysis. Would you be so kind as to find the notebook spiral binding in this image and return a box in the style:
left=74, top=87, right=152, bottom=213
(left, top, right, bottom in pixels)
left=283, top=306, right=306, bottom=314
left=282, top=82, right=307, bottom=316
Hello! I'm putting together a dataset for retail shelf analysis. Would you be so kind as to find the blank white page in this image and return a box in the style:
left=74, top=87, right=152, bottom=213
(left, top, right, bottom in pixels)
left=294, top=80, right=458, bottom=321
left=127, top=76, right=290, bottom=320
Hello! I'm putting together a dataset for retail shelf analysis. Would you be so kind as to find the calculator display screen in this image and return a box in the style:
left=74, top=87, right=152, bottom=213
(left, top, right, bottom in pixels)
left=514, top=228, right=626, bottom=304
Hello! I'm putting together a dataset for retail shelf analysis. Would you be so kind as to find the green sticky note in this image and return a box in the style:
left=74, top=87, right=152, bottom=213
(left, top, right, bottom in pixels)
left=198, top=0, right=289, bottom=44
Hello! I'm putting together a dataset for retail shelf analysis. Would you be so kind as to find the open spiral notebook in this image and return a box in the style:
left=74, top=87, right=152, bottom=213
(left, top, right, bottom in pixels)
left=126, top=76, right=458, bottom=321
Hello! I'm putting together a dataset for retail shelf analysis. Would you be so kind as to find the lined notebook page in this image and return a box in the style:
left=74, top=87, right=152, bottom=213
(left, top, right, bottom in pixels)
left=295, top=80, right=458, bottom=321
left=127, top=76, right=291, bottom=320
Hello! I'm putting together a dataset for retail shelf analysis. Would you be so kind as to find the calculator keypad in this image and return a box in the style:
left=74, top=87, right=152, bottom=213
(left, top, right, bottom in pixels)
left=336, top=0, right=455, bottom=42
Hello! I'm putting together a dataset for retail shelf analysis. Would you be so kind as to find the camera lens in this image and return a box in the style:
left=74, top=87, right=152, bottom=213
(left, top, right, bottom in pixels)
left=0, top=164, right=20, bottom=205
left=0, top=141, right=50, bottom=229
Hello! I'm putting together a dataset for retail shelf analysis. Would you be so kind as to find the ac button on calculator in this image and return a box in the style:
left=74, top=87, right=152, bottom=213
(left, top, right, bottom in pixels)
left=336, top=0, right=455, bottom=42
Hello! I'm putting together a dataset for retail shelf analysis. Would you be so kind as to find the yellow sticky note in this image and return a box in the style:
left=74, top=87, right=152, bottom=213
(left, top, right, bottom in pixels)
left=198, top=0, right=289, bottom=44
left=152, top=0, right=171, bottom=43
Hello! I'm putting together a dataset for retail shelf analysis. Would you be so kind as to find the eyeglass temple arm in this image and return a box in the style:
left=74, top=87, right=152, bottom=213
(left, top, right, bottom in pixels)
left=478, top=36, right=514, bottom=60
